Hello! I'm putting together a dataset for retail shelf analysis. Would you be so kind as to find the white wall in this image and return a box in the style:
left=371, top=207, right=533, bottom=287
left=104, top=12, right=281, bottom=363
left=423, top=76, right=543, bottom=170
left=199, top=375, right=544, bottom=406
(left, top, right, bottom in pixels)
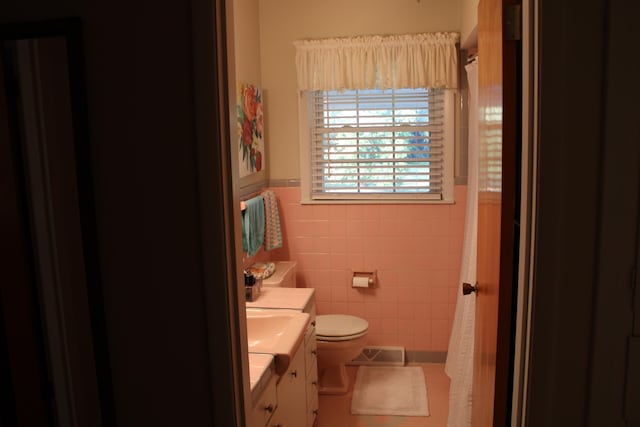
left=233, top=0, right=261, bottom=84
left=257, top=0, right=461, bottom=180
left=233, top=0, right=268, bottom=189
left=460, top=0, right=478, bottom=47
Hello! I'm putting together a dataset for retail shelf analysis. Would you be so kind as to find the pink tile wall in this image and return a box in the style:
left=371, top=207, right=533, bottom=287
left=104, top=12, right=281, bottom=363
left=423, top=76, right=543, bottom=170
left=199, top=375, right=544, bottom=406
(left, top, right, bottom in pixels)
left=246, top=185, right=467, bottom=352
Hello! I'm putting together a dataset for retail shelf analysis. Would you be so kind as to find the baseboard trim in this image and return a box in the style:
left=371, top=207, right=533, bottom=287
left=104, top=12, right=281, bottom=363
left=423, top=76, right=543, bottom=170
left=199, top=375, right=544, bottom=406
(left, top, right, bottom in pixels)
left=405, top=351, right=448, bottom=364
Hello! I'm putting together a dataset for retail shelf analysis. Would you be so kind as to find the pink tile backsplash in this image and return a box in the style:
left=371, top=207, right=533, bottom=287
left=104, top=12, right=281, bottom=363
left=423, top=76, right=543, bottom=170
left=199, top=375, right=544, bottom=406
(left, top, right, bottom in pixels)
left=245, top=185, right=467, bottom=352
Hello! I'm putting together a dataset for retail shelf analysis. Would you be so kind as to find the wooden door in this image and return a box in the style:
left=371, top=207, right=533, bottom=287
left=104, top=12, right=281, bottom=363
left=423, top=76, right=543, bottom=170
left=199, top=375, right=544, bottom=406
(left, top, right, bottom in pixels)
left=0, top=45, right=54, bottom=427
left=1, top=32, right=106, bottom=426
left=473, top=0, right=520, bottom=425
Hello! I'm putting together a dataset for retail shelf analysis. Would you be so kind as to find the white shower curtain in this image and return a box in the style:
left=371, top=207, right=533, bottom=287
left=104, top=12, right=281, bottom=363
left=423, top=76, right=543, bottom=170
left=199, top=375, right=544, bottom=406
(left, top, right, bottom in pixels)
left=445, top=58, right=478, bottom=427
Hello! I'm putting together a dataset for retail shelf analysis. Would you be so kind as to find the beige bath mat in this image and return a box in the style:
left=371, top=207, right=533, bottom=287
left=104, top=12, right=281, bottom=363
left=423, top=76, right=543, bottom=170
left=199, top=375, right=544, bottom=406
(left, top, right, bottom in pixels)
left=351, top=366, right=429, bottom=417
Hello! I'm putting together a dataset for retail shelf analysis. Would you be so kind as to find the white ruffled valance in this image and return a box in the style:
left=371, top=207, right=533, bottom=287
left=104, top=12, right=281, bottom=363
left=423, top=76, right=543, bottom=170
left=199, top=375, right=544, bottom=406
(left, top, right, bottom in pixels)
left=294, top=32, right=460, bottom=91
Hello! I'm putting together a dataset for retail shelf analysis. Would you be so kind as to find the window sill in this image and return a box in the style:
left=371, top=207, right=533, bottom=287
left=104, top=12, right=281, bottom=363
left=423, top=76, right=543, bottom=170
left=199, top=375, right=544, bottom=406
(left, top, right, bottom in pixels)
left=299, top=198, right=456, bottom=205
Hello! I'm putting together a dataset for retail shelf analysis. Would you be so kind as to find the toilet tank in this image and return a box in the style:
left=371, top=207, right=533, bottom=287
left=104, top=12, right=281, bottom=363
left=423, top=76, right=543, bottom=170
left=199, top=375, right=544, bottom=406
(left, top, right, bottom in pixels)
left=262, top=261, right=297, bottom=288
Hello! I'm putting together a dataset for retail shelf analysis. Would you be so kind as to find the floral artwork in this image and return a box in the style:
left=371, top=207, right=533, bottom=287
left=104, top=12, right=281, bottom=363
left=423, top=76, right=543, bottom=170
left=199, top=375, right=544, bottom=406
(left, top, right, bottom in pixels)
left=237, top=83, right=264, bottom=177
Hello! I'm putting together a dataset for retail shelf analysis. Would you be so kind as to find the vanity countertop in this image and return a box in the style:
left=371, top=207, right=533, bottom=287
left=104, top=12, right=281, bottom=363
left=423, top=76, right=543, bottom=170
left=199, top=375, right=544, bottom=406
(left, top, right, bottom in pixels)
left=246, top=287, right=315, bottom=312
left=248, top=353, right=275, bottom=397
left=246, top=287, right=316, bottom=402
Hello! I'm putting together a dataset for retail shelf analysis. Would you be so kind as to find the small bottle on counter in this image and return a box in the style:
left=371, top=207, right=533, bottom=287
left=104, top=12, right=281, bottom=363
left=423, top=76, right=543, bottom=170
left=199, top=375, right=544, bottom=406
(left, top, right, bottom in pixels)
left=244, top=270, right=259, bottom=302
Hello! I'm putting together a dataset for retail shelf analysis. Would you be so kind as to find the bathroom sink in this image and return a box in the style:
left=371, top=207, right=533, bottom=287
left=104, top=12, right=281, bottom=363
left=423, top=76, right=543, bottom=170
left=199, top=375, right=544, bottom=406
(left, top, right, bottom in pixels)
left=246, top=308, right=310, bottom=375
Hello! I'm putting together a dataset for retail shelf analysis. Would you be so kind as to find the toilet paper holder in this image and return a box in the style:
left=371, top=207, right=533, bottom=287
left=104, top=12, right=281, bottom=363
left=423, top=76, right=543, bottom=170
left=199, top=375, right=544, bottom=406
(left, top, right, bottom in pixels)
left=351, top=270, right=377, bottom=288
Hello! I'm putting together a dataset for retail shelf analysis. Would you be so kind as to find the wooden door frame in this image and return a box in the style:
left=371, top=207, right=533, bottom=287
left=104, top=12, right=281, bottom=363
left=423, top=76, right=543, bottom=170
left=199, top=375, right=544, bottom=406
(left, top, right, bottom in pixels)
left=495, top=0, right=521, bottom=423
left=0, top=19, right=111, bottom=426
left=525, top=0, right=607, bottom=422
left=192, top=0, right=248, bottom=424
left=0, top=43, right=53, bottom=427
left=509, top=0, right=537, bottom=424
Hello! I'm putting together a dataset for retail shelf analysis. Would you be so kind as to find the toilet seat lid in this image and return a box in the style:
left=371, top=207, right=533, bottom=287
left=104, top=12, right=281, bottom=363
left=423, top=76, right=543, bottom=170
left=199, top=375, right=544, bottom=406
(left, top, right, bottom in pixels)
left=315, top=314, right=368, bottom=338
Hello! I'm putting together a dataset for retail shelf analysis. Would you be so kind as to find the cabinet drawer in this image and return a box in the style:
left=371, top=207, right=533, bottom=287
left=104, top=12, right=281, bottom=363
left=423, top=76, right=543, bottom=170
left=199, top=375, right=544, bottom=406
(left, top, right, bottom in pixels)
left=304, top=319, right=315, bottom=344
left=306, top=389, right=318, bottom=427
left=306, top=359, right=318, bottom=408
left=248, top=375, right=277, bottom=427
left=276, top=344, right=307, bottom=426
left=304, top=329, right=317, bottom=375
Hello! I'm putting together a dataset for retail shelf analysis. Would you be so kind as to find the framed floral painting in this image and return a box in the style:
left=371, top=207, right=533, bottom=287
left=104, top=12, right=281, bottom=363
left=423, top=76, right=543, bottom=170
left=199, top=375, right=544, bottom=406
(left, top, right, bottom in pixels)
left=237, top=83, right=264, bottom=177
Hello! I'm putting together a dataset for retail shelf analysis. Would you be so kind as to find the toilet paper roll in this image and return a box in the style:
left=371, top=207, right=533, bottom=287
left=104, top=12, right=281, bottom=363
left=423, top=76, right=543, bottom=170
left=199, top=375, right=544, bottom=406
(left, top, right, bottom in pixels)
left=352, top=276, right=370, bottom=288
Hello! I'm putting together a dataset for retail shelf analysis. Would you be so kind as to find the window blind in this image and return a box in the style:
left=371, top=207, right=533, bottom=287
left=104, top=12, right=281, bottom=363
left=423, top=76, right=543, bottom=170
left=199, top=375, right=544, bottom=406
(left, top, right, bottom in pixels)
left=310, top=88, right=446, bottom=199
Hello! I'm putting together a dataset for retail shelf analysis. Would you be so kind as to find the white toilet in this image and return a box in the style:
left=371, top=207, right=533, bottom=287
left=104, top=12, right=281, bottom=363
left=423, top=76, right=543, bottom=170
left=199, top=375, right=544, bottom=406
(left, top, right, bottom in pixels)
left=315, top=314, right=368, bottom=395
left=256, top=261, right=369, bottom=394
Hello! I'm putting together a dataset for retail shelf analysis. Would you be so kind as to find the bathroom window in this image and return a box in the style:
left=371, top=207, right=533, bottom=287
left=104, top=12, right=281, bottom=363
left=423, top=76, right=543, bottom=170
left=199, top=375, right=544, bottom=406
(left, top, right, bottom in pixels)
left=299, top=87, right=455, bottom=203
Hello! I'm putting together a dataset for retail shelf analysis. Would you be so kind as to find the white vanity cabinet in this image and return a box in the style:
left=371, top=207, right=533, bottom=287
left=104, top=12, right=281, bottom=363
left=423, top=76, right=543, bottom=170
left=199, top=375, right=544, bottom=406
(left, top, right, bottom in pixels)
left=246, top=288, right=319, bottom=427
left=296, top=296, right=318, bottom=426
left=269, top=342, right=306, bottom=426
left=268, top=303, right=318, bottom=427
left=304, top=314, right=319, bottom=426
left=248, top=374, right=278, bottom=427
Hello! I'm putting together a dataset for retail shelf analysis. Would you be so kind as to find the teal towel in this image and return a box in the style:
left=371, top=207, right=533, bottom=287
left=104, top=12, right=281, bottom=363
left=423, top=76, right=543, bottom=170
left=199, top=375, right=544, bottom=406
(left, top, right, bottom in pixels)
left=242, top=195, right=265, bottom=257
